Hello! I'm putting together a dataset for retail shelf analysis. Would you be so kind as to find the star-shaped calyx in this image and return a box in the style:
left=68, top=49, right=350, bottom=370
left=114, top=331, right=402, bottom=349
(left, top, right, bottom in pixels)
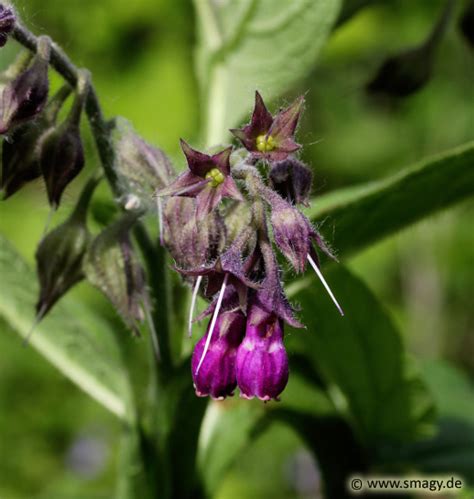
left=230, top=91, right=304, bottom=162
left=155, top=140, right=243, bottom=219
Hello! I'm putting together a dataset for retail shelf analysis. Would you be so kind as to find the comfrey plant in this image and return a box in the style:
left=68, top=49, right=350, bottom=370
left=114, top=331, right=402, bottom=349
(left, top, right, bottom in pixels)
left=3, top=2, right=469, bottom=497
left=0, top=6, right=343, bottom=403
left=157, top=92, right=344, bottom=401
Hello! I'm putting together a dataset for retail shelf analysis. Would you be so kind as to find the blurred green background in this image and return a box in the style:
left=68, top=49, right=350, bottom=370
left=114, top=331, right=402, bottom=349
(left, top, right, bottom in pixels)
left=0, top=0, right=473, bottom=497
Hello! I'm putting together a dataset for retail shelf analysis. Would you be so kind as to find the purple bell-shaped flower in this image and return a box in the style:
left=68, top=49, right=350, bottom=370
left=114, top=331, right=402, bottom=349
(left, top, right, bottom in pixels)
left=191, top=310, right=246, bottom=400
left=236, top=301, right=289, bottom=401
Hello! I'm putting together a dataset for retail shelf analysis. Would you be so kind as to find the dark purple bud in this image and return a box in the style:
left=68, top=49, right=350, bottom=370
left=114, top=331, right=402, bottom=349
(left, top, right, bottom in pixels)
left=40, top=72, right=89, bottom=208
left=0, top=4, right=15, bottom=47
left=156, top=140, right=243, bottom=219
left=459, top=0, right=474, bottom=48
left=113, top=118, right=174, bottom=210
left=191, top=310, right=246, bottom=399
left=0, top=36, right=50, bottom=133
left=83, top=212, right=148, bottom=335
left=269, top=158, right=312, bottom=206
left=236, top=301, right=288, bottom=401
left=35, top=177, right=99, bottom=319
left=1, top=85, right=72, bottom=199
left=230, top=91, right=304, bottom=162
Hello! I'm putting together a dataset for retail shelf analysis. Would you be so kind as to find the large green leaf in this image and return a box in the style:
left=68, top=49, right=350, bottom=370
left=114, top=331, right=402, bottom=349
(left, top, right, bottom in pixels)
left=193, top=0, right=342, bottom=145
left=0, top=234, right=132, bottom=421
left=307, top=141, right=474, bottom=258
left=288, top=264, right=435, bottom=444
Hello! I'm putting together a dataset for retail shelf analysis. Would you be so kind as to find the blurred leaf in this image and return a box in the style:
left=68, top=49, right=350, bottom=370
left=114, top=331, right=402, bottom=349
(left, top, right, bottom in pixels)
left=0, top=234, right=132, bottom=421
left=421, top=360, right=474, bottom=425
left=193, top=0, right=342, bottom=145
left=288, top=264, right=435, bottom=443
left=273, top=411, right=368, bottom=499
left=307, top=141, right=474, bottom=258
left=198, top=401, right=264, bottom=494
left=379, top=418, right=474, bottom=485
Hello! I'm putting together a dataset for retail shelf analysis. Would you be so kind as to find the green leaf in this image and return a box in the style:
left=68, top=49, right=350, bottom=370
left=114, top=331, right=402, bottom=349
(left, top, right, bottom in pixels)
left=272, top=411, right=367, bottom=499
left=198, top=401, right=264, bottom=495
left=379, top=418, right=474, bottom=485
left=377, top=363, right=474, bottom=484
left=288, top=264, right=435, bottom=443
left=0, top=233, right=132, bottom=421
left=307, top=141, right=474, bottom=258
left=193, top=0, right=342, bottom=145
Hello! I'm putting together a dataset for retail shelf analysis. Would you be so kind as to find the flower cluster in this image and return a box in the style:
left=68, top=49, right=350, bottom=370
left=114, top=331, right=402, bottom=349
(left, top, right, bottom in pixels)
left=158, top=92, right=344, bottom=401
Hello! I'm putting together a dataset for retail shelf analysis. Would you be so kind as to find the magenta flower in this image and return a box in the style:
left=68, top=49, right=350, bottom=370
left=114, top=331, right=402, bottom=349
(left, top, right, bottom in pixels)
left=230, top=91, right=304, bottom=162
left=191, top=310, right=246, bottom=399
left=156, top=139, right=243, bottom=219
left=0, top=5, right=15, bottom=47
left=236, top=299, right=289, bottom=401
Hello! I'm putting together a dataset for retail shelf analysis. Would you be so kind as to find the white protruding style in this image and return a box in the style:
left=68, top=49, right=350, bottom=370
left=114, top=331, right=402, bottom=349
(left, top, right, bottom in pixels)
left=188, top=275, right=203, bottom=337
left=307, top=254, right=344, bottom=316
left=195, top=273, right=228, bottom=374
left=156, top=197, right=164, bottom=245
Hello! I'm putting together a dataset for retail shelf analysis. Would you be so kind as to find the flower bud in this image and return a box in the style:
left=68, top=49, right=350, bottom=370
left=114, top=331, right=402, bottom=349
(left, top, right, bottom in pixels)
left=1, top=85, right=71, bottom=199
left=236, top=302, right=288, bottom=401
left=113, top=118, right=174, bottom=210
left=163, top=197, right=223, bottom=271
left=40, top=71, right=89, bottom=208
left=83, top=212, right=147, bottom=335
left=35, top=176, right=99, bottom=319
left=191, top=310, right=246, bottom=399
left=0, top=35, right=50, bottom=133
left=269, top=158, right=312, bottom=206
left=0, top=4, right=15, bottom=47
left=263, top=188, right=313, bottom=273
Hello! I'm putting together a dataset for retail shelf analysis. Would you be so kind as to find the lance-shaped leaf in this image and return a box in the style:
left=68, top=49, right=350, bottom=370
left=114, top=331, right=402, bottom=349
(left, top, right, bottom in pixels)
left=306, top=141, right=474, bottom=259
left=83, top=212, right=148, bottom=335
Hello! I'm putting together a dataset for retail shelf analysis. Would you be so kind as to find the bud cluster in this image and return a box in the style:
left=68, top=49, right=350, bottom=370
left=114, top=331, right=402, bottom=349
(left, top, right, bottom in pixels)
left=0, top=36, right=89, bottom=208
left=158, top=91, right=344, bottom=401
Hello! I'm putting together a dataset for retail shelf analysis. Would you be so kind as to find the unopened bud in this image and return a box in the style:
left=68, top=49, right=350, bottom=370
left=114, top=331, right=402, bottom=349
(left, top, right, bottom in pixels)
left=1, top=85, right=71, bottom=199
left=269, top=158, right=312, bottom=206
left=0, top=35, right=50, bottom=133
left=40, top=71, right=89, bottom=208
left=113, top=119, right=174, bottom=210
left=35, top=176, right=99, bottom=319
left=83, top=212, right=147, bottom=334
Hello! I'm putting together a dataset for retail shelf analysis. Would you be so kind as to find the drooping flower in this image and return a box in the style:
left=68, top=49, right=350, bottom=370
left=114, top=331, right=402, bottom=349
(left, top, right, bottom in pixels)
left=261, top=186, right=344, bottom=316
left=236, top=299, right=288, bottom=401
left=156, top=140, right=243, bottom=219
left=191, top=310, right=246, bottom=399
left=230, top=91, right=304, bottom=162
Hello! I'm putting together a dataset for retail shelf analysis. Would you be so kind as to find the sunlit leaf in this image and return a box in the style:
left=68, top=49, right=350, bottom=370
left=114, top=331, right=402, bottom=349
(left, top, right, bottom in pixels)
left=193, top=0, right=342, bottom=144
